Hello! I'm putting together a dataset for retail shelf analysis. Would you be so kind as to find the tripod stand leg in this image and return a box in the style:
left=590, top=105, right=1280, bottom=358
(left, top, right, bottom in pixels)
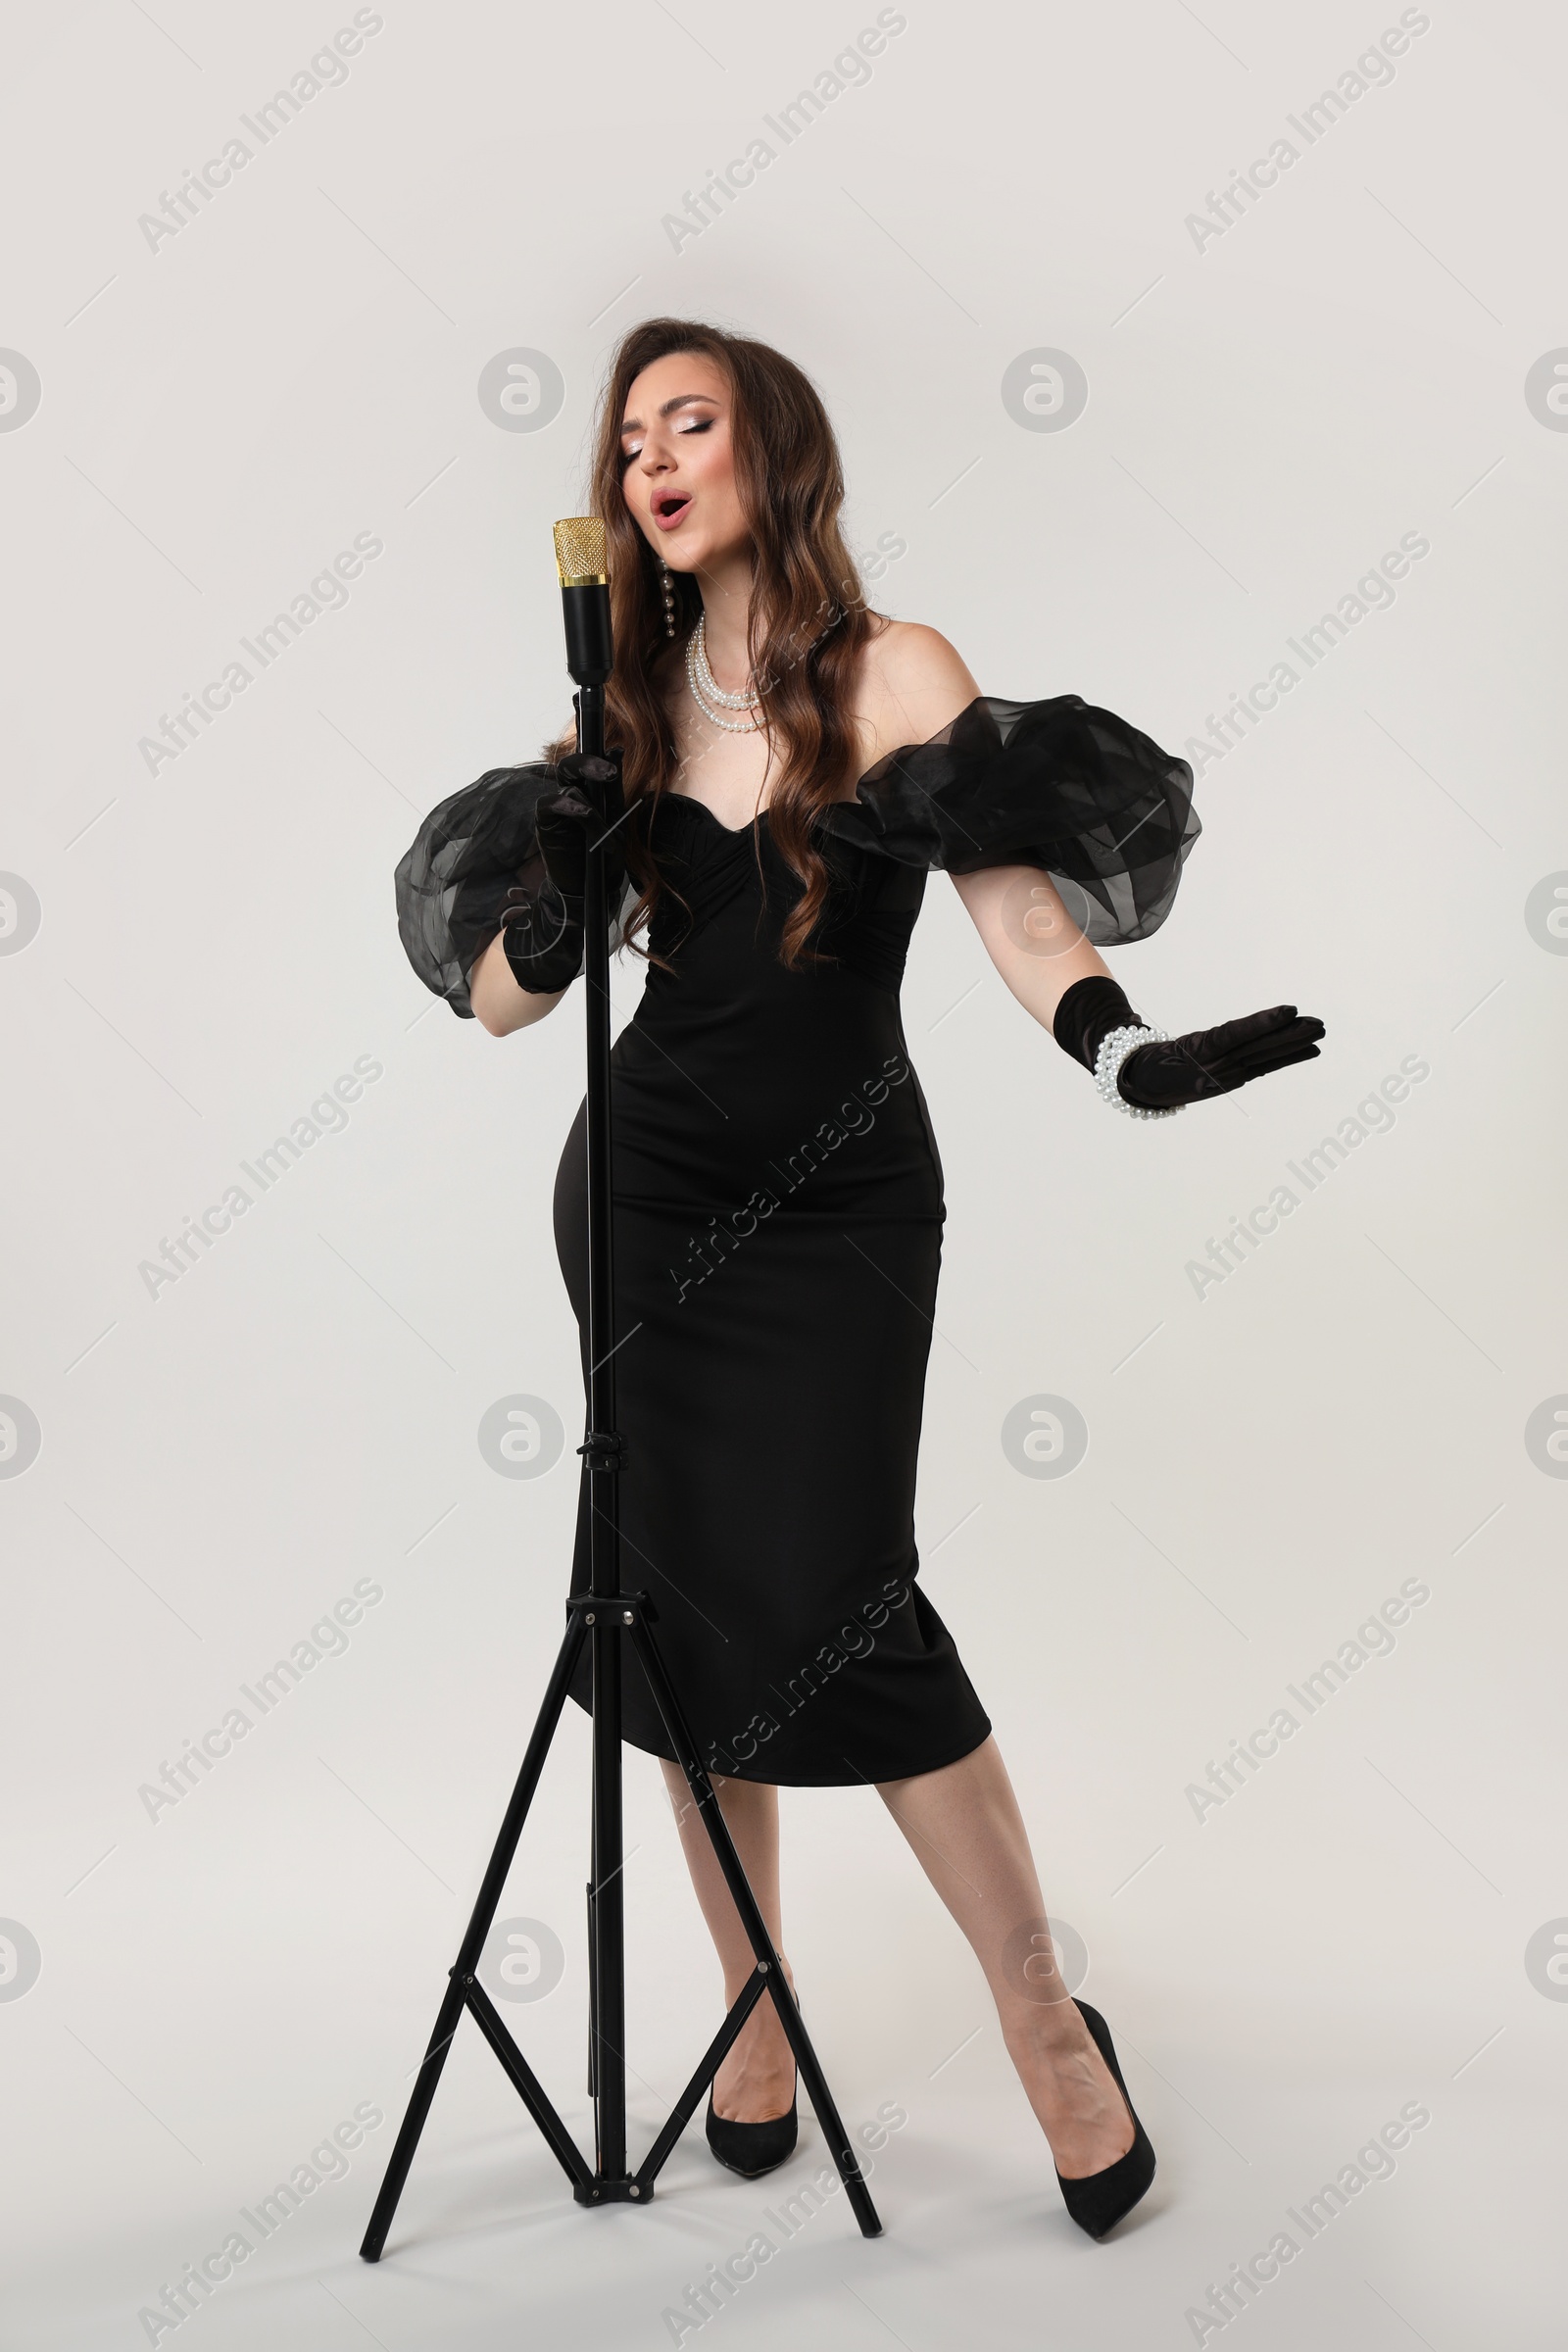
left=585, top=1874, right=597, bottom=2097
left=633, top=1965, right=769, bottom=2193
left=589, top=1615, right=626, bottom=2178
left=628, top=1619, right=884, bottom=2239
left=465, top=1979, right=595, bottom=2191
left=359, top=1612, right=589, bottom=2262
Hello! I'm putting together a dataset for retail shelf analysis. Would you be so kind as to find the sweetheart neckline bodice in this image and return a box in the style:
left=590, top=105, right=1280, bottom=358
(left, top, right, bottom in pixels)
left=657, top=792, right=770, bottom=836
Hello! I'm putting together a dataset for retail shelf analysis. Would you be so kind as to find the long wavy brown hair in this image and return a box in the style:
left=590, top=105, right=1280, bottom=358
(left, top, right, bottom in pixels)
left=549, top=318, right=880, bottom=967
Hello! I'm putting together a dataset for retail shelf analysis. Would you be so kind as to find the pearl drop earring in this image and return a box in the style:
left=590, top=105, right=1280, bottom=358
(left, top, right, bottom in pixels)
left=661, top=560, right=677, bottom=639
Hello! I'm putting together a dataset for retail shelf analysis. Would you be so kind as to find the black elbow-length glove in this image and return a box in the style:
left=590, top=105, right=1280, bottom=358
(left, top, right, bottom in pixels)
left=1053, top=974, right=1325, bottom=1113
left=498, top=752, right=627, bottom=996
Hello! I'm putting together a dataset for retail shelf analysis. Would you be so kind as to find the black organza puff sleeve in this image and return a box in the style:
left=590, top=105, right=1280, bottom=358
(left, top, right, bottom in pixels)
left=396, top=760, right=628, bottom=1020
left=822, top=695, right=1200, bottom=945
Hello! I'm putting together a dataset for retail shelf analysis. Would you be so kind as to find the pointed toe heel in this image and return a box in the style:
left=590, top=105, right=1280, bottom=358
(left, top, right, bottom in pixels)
left=1055, top=1999, right=1156, bottom=2239
left=705, top=2082, right=799, bottom=2179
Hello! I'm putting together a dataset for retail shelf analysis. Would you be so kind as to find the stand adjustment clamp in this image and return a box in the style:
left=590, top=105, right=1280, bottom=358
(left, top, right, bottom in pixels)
left=568, top=1591, right=654, bottom=1630
left=577, top=1429, right=625, bottom=1473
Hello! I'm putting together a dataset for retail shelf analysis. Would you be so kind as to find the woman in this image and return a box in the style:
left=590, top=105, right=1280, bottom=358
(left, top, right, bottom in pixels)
left=396, top=318, right=1323, bottom=2238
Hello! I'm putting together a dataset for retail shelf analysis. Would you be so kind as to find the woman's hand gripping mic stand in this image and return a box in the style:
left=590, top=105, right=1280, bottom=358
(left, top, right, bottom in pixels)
left=496, top=751, right=628, bottom=997
left=357, top=521, right=880, bottom=2262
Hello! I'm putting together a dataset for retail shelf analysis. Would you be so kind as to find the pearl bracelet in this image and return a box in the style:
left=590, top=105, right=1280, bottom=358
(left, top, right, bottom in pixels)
left=1093, top=1024, right=1184, bottom=1119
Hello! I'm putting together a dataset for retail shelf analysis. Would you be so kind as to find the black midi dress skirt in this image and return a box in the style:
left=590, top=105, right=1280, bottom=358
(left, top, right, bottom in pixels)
left=394, top=692, right=1200, bottom=1788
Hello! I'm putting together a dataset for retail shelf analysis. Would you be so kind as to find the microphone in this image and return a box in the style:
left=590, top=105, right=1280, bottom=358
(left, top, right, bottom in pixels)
left=553, top=516, right=613, bottom=688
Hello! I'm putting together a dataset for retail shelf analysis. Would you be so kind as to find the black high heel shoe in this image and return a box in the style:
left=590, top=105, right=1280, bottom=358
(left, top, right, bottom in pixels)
left=1054, top=1999, right=1156, bottom=2238
left=705, top=2073, right=799, bottom=2179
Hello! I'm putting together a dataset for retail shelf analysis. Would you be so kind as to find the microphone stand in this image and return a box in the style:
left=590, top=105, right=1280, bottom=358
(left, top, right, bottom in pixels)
left=358, top=527, right=881, bottom=2257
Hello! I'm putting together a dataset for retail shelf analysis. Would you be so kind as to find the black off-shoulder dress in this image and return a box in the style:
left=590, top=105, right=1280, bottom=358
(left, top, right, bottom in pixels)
left=396, top=697, right=1197, bottom=1786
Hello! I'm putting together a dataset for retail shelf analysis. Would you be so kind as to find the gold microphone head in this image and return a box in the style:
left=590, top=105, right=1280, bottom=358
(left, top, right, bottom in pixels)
left=553, top=516, right=607, bottom=587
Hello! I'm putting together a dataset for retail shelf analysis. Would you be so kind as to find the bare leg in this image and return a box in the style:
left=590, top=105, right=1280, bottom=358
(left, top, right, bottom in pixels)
left=876, top=1736, right=1136, bottom=2177
left=658, top=1758, right=797, bottom=2124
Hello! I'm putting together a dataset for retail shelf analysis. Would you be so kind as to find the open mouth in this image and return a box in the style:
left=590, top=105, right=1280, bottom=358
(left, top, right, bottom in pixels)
left=652, top=490, right=692, bottom=530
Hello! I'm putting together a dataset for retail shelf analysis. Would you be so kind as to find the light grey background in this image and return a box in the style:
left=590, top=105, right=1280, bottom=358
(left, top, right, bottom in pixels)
left=3, top=2, right=1565, bottom=2345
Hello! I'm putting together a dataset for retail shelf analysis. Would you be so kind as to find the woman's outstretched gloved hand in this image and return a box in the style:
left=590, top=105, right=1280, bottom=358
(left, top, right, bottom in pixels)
left=498, top=751, right=626, bottom=996
left=1117, top=1005, right=1325, bottom=1109
left=1052, top=974, right=1324, bottom=1111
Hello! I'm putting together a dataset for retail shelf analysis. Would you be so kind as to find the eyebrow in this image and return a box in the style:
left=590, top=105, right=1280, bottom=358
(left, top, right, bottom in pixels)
left=619, top=392, right=718, bottom=434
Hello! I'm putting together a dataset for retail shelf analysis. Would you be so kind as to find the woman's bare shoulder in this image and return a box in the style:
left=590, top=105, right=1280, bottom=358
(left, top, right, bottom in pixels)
left=853, top=615, right=982, bottom=764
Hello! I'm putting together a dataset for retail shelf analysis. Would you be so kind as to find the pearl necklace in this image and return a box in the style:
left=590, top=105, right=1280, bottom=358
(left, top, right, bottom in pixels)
left=691, top=613, right=755, bottom=708
left=685, top=615, right=762, bottom=733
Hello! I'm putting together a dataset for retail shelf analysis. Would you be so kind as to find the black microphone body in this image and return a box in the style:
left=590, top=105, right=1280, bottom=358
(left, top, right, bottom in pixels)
left=561, top=583, right=613, bottom=692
